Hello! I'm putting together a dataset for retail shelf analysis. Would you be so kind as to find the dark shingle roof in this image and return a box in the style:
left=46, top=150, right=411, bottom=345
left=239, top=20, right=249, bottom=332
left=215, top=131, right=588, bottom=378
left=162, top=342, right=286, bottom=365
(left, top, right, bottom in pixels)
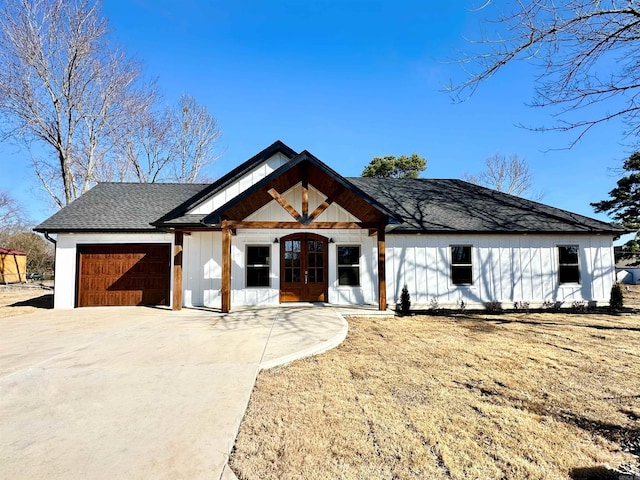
left=34, top=183, right=209, bottom=232
left=34, top=148, right=625, bottom=236
left=348, top=177, right=625, bottom=234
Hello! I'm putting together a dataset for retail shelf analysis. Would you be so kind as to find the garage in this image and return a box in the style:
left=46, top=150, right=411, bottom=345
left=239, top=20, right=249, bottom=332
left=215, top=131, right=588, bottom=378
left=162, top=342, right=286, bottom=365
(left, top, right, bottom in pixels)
left=76, top=244, right=171, bottom=307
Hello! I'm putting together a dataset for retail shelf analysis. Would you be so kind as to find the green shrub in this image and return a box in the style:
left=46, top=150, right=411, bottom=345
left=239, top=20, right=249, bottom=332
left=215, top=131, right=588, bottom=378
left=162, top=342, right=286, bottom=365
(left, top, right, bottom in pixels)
left=400, top=284, right=411, bottom=315
left=484, top=301, right=503, bottom=314
left=610, top=283, right=624, bottom=311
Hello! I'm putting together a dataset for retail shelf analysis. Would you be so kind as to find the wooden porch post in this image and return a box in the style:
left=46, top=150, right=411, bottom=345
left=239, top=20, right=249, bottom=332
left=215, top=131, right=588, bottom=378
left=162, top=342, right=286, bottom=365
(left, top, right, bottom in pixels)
left=172, top=231, right=183, bottom=310
left=221, top=226, right=232, bottom=313
left=301, top=163, right=309, bottom=222
left=377, top=227, right=387, bottom=310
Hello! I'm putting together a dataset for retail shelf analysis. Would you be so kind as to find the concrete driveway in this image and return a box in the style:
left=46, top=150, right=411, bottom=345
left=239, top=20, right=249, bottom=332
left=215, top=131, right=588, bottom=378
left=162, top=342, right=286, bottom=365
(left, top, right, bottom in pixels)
left=0, top=305, right=348, bottom=480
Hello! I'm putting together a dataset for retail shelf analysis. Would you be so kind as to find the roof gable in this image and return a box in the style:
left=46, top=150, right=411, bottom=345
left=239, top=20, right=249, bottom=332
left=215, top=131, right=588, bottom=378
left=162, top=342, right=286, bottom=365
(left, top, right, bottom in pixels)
left=153, top=140, right=298, bottom=225
left=201, top=150, right=401, bottom=226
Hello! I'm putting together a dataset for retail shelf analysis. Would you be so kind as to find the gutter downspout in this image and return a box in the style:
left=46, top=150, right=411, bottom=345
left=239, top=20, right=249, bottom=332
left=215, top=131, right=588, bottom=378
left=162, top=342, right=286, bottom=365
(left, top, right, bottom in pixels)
left=43, top=231, right=56, bottom=245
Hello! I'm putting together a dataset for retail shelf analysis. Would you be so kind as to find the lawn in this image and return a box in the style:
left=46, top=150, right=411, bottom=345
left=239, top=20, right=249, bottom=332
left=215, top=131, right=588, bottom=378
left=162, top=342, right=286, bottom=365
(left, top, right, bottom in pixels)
left=0, top=284, right=53, bottom=317
left=230, top=309, right=640, bottom=480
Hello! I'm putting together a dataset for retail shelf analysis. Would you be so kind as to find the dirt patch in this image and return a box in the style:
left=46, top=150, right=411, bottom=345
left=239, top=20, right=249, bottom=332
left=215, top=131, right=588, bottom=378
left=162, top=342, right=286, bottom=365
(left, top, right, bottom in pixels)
left=230, top=310, right=640, bottom=480
left=0, top=283, right=53, bottom=317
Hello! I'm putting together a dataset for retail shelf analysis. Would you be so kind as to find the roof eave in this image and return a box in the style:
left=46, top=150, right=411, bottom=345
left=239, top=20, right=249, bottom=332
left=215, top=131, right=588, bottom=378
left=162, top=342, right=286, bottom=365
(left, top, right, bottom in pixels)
left=387, top=228, right=627, bottom=235
left=33, top=227, right=167, bottom=234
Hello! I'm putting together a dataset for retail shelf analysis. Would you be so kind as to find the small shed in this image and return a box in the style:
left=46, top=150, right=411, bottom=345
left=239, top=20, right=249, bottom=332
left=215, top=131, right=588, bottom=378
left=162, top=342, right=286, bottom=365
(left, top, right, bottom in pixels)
left=0, top=248, right=27, bottom=284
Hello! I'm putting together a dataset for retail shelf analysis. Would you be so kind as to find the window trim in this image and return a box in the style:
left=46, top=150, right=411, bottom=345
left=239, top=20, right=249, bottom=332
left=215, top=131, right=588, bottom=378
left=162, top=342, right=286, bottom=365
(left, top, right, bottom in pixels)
left=336, top=244, right=361, bottom=287
left=557, top=244, right=581, bottom=285
left=450, top=244, right=474, bottom=286
left=245, top=244, right=271, bottom=288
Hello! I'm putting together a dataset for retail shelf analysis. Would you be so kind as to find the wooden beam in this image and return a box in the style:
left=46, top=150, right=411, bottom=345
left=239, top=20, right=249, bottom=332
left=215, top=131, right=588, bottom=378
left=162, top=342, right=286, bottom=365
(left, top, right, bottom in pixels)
left=221, top=227, right=232, bottom=313
left=307, top=192, right=338, bottom=223
left=268, top=187, right=302, bottom=222
left=377, top=228, right=387, bottom=311
left=172, top=231, right=183, bottom=311
left=221, top=220, right=381, bottom=230
left=301, top=166, right=309, bottom=220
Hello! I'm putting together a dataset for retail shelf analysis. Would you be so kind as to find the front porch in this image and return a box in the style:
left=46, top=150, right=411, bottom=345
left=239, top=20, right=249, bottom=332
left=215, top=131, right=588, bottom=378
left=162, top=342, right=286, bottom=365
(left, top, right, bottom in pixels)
left=171, top=227, right=388, bottom=312
left=169, top=153, right=398, bottom=313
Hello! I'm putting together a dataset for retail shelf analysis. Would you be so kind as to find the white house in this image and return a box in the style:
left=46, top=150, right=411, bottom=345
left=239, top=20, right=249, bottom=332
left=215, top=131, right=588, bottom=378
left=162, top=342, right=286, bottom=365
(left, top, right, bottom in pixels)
left=35, top=141, right=624, bottom=311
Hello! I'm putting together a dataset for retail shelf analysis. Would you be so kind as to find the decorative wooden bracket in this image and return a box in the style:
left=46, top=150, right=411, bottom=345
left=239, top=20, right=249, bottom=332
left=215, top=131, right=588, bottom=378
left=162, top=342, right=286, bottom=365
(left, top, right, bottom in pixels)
left=268, top=188, right=302, bottom=222
left=307, top=190, right=339, bottom=224
left=267, top=182, right=341, bottom=226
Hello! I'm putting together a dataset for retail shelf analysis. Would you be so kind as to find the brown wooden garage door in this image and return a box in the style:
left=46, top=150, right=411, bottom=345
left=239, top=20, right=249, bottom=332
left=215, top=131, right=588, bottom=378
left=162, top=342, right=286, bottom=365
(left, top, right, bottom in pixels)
left=77, top=244, right=171, bottom=307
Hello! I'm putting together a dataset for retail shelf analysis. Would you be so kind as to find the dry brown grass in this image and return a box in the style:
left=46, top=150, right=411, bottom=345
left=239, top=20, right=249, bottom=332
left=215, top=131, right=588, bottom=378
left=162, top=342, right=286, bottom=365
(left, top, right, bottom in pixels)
left=0, top=284, right=53, bottom=317
left=624, top=284, right=640, bottom=309
left=230, top=306, right=640, bottom=479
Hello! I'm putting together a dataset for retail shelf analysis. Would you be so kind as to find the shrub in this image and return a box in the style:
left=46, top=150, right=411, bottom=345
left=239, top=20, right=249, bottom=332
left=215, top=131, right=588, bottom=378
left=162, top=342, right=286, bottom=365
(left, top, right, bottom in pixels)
left=542, top=300, right=561, bottom=311
left=484, top=301, right=503, bottom=314
left=457, top=298, right=466, bottom=313
left=428, top=297, right=440, bottom=312
left=513, top=300, right=530, bottom=313
left=571, top=300, right=587, bottom=313
left=610, top=283, right=624, bottom=311
left=400, top=284, right=411, bottom=315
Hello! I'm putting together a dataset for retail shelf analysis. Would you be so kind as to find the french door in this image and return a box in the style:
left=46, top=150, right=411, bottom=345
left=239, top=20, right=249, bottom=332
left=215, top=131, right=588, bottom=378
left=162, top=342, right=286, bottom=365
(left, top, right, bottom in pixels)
left=280, top=233, right=328, bottom=302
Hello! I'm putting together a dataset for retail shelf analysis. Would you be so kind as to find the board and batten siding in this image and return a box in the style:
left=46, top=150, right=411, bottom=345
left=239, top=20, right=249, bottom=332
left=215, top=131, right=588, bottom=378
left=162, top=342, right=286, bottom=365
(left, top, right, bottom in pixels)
left=385, top=234, right=616, bottom=308
left=188, top=152, right=291, bottom=215
left=182, top=231, right=223, bottom=308
left=53, top=232, right=174, bottom=309
left=182, top=228, right=379, bottom=308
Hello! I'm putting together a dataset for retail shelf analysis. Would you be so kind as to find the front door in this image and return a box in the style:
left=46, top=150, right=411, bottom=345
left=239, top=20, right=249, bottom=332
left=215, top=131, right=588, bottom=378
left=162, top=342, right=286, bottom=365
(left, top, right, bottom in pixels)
left=280, top=233, right=328, bottom=302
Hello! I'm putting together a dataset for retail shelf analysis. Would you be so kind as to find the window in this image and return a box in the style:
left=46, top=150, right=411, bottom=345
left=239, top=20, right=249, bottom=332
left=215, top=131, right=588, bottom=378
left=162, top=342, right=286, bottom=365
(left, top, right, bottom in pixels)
left=451, top=245, right=473, bottom=285
left=246, top=245, right=270, bottom=287
left=558, top=245, right=580, bottom=284
left=337, top=245, right=360, bottom=286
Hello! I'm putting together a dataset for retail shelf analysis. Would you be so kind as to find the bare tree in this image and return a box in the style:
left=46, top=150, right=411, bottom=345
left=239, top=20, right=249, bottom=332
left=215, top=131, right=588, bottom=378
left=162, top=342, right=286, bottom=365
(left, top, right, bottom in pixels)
left=0, top=0, right=154, bottom=207
left=0, top=191, right=26, bottom=232
left=452, top=1, right=640, bottom=146
left=113, top=95, right=221, bottom=183
left=169, top=94, right=222, bottom=183
left=114, top=106, right=173, bottom=183
left=463, top=153, right=542, bottom=199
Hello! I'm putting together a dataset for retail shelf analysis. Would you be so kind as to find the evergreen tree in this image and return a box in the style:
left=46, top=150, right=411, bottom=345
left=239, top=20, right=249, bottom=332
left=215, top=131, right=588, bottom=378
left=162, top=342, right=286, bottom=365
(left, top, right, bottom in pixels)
left=592, top=152, right=640, bottom=232
left=362, top=154, right=426, bottom=179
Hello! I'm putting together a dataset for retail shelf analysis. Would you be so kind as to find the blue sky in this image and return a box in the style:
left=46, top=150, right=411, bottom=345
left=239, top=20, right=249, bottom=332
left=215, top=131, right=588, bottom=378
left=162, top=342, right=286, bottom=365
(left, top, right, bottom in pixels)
left=0, top=0, right=631, bottom=236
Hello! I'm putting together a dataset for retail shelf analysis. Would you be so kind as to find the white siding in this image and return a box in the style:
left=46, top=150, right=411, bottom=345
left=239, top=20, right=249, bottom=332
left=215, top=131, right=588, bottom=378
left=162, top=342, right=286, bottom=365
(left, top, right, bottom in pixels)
left=188, top=152, right=290, bottom=214
left=183, top=231, right=222, bottom=308
left=386, top=234, right=617, bottom=309
left=182, top=229, right=379, bottom=308
left=54, top=232, right=174, bottom=309
left=329, top=231, right=378, bottom=306
left=57, top=231, right=615, bottom=310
